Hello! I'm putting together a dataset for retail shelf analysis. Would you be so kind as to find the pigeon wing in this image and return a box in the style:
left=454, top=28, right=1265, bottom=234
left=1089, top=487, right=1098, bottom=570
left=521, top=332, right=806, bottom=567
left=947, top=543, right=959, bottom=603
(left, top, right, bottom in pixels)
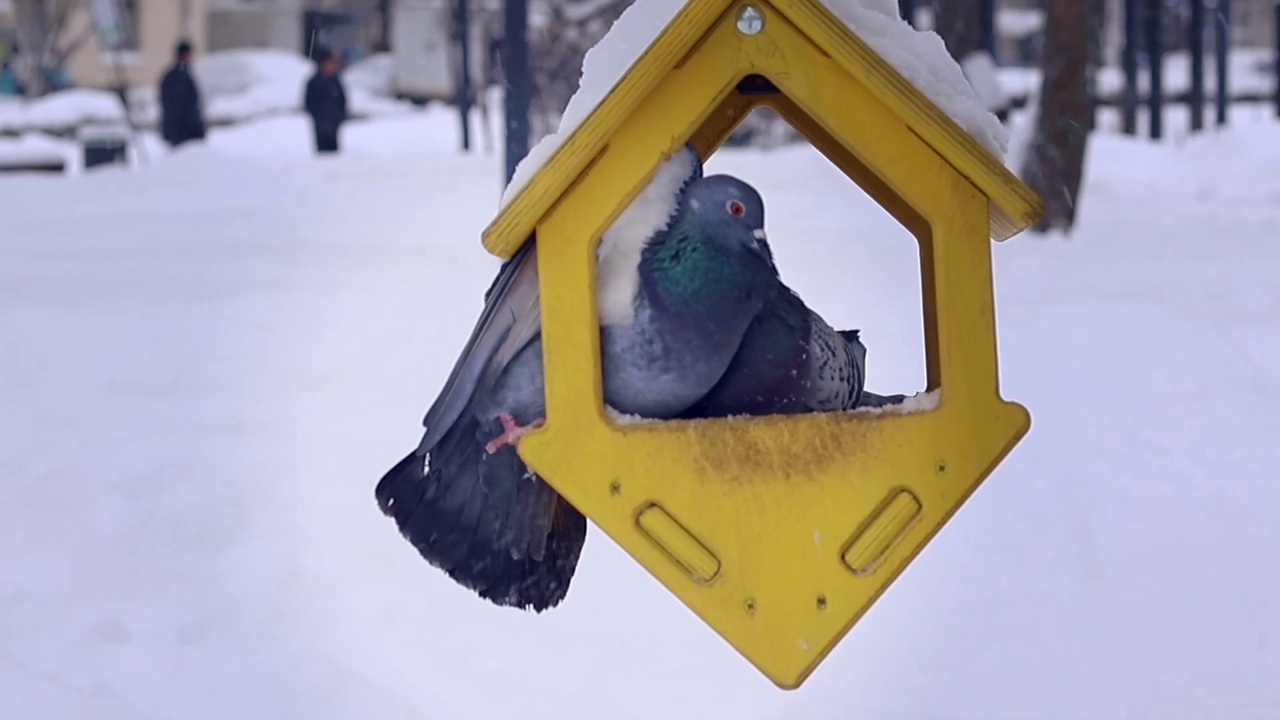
left=419, top=237, right=543, bottom=453
left=805, top=314, right=865, bottom=411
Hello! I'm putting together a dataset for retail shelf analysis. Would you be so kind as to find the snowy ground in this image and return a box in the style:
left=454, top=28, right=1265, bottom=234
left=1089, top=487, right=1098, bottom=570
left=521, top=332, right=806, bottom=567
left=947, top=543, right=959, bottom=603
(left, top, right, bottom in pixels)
left=2, top=100, right=1279, bottom=719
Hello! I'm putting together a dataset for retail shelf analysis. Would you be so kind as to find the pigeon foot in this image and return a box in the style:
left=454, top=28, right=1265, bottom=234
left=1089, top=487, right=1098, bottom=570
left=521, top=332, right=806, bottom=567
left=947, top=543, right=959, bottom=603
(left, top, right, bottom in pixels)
left=485, top=413, right=546, bottom=454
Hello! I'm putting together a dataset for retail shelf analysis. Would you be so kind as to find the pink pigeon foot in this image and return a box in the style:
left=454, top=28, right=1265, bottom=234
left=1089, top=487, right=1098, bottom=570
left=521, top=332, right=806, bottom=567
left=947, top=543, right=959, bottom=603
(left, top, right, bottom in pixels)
left=484, top=413, right=546, bottom=454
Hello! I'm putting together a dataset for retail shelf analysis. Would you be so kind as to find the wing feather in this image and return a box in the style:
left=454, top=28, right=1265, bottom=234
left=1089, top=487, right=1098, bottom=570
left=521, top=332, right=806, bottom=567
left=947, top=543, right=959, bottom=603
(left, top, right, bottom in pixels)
left=419, top=237, right=543, bottom=452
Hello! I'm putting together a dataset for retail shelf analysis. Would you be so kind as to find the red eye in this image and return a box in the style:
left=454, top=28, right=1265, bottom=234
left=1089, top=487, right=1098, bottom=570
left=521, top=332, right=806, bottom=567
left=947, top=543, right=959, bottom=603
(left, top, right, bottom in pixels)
left=726, top=199, right=746, bottom=217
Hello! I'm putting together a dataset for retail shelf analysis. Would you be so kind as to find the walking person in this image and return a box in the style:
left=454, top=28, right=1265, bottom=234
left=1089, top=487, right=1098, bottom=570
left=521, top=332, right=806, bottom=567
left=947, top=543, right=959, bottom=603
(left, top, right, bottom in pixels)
left=158, top=41, right=206, bottom=148
left=303, top=47, right=348, bottom=155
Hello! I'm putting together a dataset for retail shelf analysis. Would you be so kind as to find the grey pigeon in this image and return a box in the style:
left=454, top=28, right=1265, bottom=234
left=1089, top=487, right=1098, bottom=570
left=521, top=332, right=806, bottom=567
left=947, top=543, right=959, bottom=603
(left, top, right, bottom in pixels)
left=682, top=284, right=866, bottom=417
left=681, top=181, right=905, bottom=419
left=375, top=160, right=779, bottom=612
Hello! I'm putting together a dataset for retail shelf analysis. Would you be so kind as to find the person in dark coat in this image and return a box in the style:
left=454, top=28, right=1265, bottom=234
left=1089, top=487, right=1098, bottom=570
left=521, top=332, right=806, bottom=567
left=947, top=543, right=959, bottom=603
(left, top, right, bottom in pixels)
left=303, top=47, right=347, bottom=154
left=158, top=41, right=206, bottom=148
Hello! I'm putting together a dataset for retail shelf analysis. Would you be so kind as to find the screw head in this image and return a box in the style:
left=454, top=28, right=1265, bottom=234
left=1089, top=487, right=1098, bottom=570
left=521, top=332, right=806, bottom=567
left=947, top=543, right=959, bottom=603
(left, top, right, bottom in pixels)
left=608, top=480, right=621, bottom=496
left=736, top=5, right=764, bottom=35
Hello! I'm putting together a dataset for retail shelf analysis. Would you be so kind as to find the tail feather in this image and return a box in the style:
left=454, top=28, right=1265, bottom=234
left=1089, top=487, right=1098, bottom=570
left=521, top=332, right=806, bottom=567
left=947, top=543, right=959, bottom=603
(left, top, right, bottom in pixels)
left=857, top=391, right=909, bottom=408
left=374, top=418, right=587, bottom=612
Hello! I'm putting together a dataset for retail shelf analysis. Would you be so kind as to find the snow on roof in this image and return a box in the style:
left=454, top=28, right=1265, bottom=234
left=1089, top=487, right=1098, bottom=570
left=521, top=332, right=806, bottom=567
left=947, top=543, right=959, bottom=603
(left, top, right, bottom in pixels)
left=501, top=0, right=1009, bottom=206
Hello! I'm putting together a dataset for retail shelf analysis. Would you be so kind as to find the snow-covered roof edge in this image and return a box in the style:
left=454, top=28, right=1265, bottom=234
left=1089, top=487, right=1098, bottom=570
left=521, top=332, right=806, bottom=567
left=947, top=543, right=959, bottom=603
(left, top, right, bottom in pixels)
left=499, top=0, right=1008, bottom=207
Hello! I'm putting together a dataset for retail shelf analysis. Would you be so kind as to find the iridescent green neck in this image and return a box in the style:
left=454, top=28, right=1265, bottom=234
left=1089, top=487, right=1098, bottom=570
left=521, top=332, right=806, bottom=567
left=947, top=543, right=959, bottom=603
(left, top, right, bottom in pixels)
left=641, top=216, right=758, bottom=314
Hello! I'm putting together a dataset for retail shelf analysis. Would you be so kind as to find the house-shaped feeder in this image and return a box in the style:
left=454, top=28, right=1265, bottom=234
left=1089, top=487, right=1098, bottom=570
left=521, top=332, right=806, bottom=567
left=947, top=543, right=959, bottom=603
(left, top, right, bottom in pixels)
left=481, top=0, right=1045, bottom=690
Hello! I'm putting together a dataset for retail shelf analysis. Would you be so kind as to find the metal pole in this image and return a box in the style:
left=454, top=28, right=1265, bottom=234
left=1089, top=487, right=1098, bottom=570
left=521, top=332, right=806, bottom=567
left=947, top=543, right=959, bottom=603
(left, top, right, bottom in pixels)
left=980, top=0, right=997, bottom=61
left=1189, top=0, right=1205, bottom=131
left=455, top=0, right=472, bottom=152
left=1122, top=0, right=1139, bottom=135
left=897, top=0, right=915, bottom=27
left=1214, top=0, right=1231, bottom=125
left=379, top=0, right=391, bottom=50
left=1144, top=0, right=1163, bottom=139
left=503, top=0, right=530, bottom=186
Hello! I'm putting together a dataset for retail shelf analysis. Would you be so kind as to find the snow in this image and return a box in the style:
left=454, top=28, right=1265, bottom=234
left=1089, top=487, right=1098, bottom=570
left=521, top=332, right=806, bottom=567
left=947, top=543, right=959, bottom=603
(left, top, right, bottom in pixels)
left=503, top=0, right=1008, bottom=205
left=0, top=89, right=128, bottom=134
left=960, top=51, right=1010, bottom=113
left=853, top=388, right=940, bottom=415
left=820, top=0, right=1008, bottom=152
left=0, top=132, right=76, bottom=171
left=996, top=7, right=1046, bottom=39
left=195, top=48, right=414, bottom=125
left=4, top=98, right=1280, bottom=720
left=605, top=406, right=658, bottom=425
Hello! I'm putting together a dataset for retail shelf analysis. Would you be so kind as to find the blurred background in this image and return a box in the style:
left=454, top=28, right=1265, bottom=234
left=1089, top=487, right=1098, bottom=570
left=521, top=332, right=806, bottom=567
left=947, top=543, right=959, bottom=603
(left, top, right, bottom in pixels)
left=2, top=0, right=1274, bottom=177
left=1, top=1, right=1278, bottom=719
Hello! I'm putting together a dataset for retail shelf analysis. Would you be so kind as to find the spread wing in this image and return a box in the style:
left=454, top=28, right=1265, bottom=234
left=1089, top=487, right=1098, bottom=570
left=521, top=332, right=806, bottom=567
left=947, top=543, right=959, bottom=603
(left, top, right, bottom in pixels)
left=419, top=236, right=543, bottom=452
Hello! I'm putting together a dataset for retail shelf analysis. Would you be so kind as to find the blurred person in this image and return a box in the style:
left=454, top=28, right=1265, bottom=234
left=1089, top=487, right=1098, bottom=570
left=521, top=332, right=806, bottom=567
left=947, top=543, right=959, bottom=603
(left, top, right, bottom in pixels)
left=158, top=40, right=206, bottom=148
left=0, top=60, right=24, bottom=96
left=303, top=47, right=348, bottom=155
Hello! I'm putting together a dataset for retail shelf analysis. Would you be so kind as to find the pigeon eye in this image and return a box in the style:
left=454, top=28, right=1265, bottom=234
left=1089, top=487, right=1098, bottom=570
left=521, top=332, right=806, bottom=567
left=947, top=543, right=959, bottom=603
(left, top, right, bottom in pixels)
left=726, top=200, right=746, bottom=217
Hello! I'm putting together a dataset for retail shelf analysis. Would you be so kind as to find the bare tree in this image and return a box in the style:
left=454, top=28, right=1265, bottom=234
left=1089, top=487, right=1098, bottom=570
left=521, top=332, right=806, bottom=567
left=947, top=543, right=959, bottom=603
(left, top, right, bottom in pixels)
left=526, top=0, right=632, bottom=142
left=11, top=0, right=92, bottom=97
left=932, top=0, right=985, bottom=63
left=1020, top=0, right=1093, bottom=233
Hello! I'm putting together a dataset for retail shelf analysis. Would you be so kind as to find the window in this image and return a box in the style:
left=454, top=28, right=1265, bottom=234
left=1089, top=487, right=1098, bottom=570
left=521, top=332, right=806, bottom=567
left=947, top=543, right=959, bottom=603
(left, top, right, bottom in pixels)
left=88, top=0, right=140, bottom=52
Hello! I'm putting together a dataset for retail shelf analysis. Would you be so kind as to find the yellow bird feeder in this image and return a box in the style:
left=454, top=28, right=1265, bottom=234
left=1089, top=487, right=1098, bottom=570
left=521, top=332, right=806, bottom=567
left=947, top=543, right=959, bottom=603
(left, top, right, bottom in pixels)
left=482, top=0, right=1044, bottom=690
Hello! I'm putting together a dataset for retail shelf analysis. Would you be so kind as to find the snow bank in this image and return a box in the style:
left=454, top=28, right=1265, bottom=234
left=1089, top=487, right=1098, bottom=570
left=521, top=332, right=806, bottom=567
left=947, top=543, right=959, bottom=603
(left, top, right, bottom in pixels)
left=344, top=53, right=396, bottom=98
left=196, top=48, right=414, bottom=125
left=0, top=98, right=23, bottom=133
left=0, top=132, right=76, bottom=170
left=196, top=49, right=313, bottom=124
left=0, top=88, right=127, bottom=134
left=502, top=0, right=1008, bottom=204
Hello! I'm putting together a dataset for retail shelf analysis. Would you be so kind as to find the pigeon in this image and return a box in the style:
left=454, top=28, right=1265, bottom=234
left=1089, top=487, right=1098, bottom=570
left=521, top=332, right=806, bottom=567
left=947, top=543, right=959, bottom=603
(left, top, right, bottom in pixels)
left=680, top=191, right=906, bottom=419
left=681, top=282, right=866, bottom=418
left=375, top=155, right=779, bottom=612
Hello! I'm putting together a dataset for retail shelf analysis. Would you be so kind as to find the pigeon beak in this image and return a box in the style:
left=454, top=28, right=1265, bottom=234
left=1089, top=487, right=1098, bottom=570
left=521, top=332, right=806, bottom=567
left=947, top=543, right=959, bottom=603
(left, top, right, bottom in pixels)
left=748, top=227, right=775, bottom=266
left=751, top=227, right=768, bottom=252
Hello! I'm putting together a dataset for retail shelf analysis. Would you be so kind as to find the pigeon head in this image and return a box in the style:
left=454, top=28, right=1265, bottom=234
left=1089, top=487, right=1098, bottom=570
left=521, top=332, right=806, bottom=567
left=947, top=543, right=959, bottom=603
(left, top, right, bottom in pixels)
left=682, top=174, right=775, bottom=267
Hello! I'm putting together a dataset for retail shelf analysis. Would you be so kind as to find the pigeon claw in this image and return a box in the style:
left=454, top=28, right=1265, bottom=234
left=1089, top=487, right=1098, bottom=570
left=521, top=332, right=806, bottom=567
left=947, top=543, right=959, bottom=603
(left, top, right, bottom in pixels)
left=484, top=413, right=545, bottom=454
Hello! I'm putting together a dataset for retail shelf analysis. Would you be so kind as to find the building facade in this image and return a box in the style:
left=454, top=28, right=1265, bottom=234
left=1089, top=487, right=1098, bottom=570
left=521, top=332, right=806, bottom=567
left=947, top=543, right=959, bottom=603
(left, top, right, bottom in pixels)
left=63, top=0, right=208, bottom=89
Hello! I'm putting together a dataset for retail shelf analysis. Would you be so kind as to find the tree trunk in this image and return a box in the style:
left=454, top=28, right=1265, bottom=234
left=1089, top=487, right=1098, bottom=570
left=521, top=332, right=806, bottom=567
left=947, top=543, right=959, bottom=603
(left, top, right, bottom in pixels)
left=1020, top=0, right=1092, bottom=234
left=932, top=0, right=984, bottom=63
left=12, top=0, right=51, bottom=96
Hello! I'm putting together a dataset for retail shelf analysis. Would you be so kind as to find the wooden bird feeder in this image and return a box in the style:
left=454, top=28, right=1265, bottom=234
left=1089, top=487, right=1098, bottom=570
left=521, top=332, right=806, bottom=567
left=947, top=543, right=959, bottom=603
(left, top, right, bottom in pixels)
left=480, top=0, right=1044, bottom=690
